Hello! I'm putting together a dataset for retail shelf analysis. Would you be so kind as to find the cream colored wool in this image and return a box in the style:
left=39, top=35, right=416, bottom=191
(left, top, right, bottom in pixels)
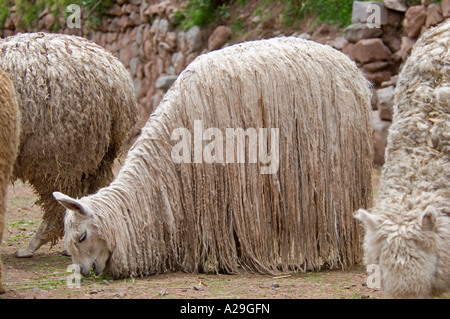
left=0, top=67, right=21, bottom=293
left=356, top=20, right=450, bottom=298
left=0, top=33, right=138, bottom=256
left=58, top=37, right=373, bottom=279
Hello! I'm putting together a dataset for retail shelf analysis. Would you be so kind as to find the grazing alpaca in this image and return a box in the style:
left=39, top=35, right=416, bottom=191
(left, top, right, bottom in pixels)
left=0, top=33, right=138, bottom=257
left=55, top=37, right=373, bottom=279
left=356, top=20, right=450, bottom=298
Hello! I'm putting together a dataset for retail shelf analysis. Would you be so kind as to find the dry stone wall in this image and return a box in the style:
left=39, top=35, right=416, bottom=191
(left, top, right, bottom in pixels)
left=1, top=0, right=448, bottom=164
left=1, top=0, right=233, bottom=127
left=341, top=0, right=449, bottom=164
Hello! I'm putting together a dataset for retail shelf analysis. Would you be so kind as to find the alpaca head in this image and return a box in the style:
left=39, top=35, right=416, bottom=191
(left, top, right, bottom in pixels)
left=355, top=206, right=440, bottom=298
left=53, top=192, right=110, bottom=277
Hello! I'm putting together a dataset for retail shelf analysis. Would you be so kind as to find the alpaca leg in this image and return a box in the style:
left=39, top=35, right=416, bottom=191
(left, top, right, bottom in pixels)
left=15, top=220, right=49, bottom=258
left=0, top=260, right=5, bottom=294
left=0, top=208, right=5, bottom=293
left=0, top=257, right=4, bottom=294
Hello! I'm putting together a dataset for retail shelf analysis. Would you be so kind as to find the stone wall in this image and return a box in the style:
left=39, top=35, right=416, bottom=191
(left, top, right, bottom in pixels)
left=1, top=0, right=449, bottom=163
left=1, top=0, right=233, bottom=127
left=341, top=0, right=449, bottom=164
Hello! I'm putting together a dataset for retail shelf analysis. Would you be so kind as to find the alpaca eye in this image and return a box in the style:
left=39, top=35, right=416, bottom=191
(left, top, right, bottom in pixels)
left=78, top=231, right=87, bottom=243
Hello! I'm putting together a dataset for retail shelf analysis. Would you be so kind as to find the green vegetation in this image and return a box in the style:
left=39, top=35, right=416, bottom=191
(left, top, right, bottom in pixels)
left=75, top=0, right=115, bottom=27
left=280, top=0, right=439, bottom=27
left=3, top=0, right=442, bottom=32
left=173, top=0, right=228, bottom=30
left=0, top=0, right=11, bottom=25
left=0, top=0, right=114, bottom=29
left=174, top=0, right=384, bottom=31
left=281, top=0, right=381, bottom=28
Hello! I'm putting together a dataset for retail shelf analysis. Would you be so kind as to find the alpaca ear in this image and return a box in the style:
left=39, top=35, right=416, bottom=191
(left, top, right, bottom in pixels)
left=422, top=206, right=437, bottom=232
left=53, top=192, right=93, bottom=218
left=354, top=209, right=381, bottom=231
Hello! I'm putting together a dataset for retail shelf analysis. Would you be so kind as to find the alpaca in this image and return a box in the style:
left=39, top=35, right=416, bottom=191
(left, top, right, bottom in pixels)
left=0, top=67, right=21, bottom=293
left=355, top=20, right=450, bottom=298
left=54, top=37, right=373, bottom=279
left=0, top=33, right=138, bottom=257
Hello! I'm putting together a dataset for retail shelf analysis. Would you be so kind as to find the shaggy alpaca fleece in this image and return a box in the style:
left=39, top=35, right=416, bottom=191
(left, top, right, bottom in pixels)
left=61, top=37, right=374, bottom=279
left=0, top=33, right=138, bottom=251
left=0, top=67, right=21, bottom=293
left=356, top=20, right=450, bottom=298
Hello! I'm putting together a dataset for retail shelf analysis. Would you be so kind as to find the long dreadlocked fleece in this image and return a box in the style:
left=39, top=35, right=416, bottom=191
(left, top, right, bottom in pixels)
left=66, top=37, right=374, bottom=278
left=0, top=33, right=138, bottom=246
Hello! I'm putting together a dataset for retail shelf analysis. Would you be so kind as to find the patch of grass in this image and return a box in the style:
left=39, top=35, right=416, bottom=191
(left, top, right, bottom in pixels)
left=6, top=278, right=66, bottom=291
left=4, top=234, right=33, bottom=242
left=280, top=0, right=382, bottom=28
left=7, top=196, right=38, bottom=210
left=78, top=0, right=115, bottom=27
left=0, top=0, right=11, bottom=25
left=1, top=0, right=114, bottom=30
left=5, top=254, right=71, bottom=291
left=5, top=219, right=39, bottom=240
left=230, top=17, right=244, bottom=32
left=302, top=271, right=325, bottom=284
left=173, top=0, right=232, bottom=30
left=173, top=0, right=217, bottom=30
left=14, top=0, right=42, bottom=28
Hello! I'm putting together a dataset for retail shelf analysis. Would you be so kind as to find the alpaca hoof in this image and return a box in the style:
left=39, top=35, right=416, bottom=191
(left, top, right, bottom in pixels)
left=15, top=249, right=33, bottom=258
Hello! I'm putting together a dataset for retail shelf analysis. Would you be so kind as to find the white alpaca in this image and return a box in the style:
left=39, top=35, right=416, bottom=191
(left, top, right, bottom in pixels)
left=54, top=37, right=374, bottom=279
left=356, top=20, right=450, bottom=298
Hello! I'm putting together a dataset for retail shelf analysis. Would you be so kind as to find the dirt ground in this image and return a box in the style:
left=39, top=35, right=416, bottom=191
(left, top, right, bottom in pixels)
left=0, top=171, right=447, bottom=300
